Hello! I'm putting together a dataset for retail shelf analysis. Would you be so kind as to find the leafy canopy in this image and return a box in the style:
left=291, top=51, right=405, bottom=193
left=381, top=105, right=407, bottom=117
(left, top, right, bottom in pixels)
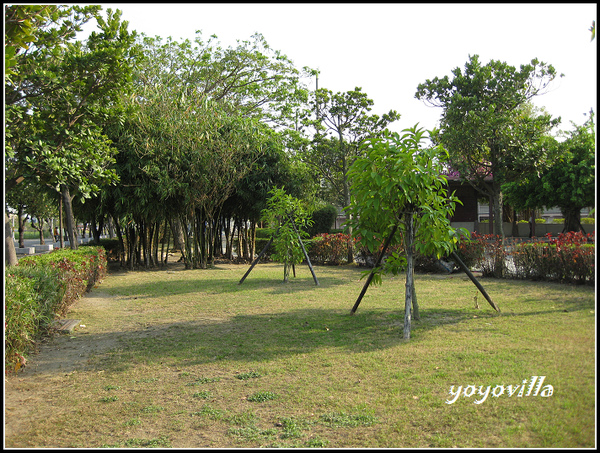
left=347, top=125, right=466, bottom=281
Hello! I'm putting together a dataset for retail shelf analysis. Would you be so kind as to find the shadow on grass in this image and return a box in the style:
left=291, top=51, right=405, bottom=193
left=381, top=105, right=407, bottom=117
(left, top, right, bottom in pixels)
left=103, top=274, right=353, bottom=299
left=81, top=286, right=593, bottom=375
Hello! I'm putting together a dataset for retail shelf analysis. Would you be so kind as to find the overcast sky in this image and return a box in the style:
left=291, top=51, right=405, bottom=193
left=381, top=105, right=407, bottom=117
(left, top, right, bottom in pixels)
left=83, top=3, right=597, bottom=134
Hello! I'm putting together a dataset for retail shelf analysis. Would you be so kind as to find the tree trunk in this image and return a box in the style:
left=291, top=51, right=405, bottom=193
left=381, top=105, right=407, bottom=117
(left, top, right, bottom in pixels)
left=32, top=218, right=46, bottom=245
left=60, top=184, right=78, bottom=250
left=111, top=213, right=126, bottom=267
left=562, top=206, right=584, bottom=233
left=242, top=221, right=250, bottom=261
left=404, top=211, right=414, bottom=340
left=249, top=221, right=256, bottom=259
left=411, top=266, right=419, bottom=321
left=171, top=217, right=186, bottom=253
left=5, top=211, right=18, bottom=267
left=224, top=217, right=233, bottom=259
left=59, top=197, right=64, bottom=249
left=17, top=204, right=25, bottom=248
left=491, top=186, right=504, bottom=241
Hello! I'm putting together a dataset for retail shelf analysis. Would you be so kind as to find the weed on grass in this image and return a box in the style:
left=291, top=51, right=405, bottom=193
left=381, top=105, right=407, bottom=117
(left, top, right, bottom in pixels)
left=102, top=435, right=172, bottom=448
left=122, top=418, right=141, bottom=427
left=192, top=390, right=213, bottom=399
left=226, top=409, right=257, bottom=426
left=319, top=411, right=379, bottom=427
left=227, top=426, right=278, bottom=442
left=141, top=405, right=165, bottom=414
left=247, top=391, right=277, bottom=402
left=190, top=404, right=225, bottom=420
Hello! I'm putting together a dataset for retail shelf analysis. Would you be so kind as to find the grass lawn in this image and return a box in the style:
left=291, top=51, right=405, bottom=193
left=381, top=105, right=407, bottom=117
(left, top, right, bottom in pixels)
left=4, top=262, right=595, bottom=448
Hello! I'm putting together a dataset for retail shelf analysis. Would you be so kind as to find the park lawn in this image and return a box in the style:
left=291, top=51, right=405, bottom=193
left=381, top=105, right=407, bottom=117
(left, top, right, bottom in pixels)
left=5, top=262, right=595, bottom=448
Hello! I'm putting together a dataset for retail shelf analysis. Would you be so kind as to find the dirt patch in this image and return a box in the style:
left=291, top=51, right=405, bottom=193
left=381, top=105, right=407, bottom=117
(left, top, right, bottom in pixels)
left=4, top=290, right=123, bottom=440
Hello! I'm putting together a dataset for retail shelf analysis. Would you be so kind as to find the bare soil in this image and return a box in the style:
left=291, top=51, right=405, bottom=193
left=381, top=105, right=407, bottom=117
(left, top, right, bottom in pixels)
left=4, top=288, right=129, bottom=441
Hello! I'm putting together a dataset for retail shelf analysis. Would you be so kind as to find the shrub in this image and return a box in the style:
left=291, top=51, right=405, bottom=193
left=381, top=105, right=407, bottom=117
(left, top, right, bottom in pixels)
left=308, top=233, right=355, bottom=265
left=581, top=217, right=595, bottom=224
left=87, top=238, right=121, bottom=261
left=5, top=247, right=108, bottom=372
left=512, top=232, right=594, bottom=284
left=305, top=204, right=338, bottom=237
left=5, top=265, right=65, bottom=372
left=454, top=234, right=486, bottom=270
left=459, top=234, right=506, bottom=277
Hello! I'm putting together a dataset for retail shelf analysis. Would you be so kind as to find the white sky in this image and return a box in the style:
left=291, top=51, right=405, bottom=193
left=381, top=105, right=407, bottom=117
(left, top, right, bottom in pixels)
left=83, top=3, right=597, bottom=134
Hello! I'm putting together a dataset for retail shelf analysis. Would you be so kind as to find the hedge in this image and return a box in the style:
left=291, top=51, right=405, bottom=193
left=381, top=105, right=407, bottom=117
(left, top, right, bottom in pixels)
left=5, top=246, right=107, bottom=373
left=461, top=232, right=595, bottom=284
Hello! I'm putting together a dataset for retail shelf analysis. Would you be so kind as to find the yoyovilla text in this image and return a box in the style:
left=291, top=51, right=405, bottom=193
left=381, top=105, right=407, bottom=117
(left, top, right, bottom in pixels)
left=446, top=376, right=554, bottom=404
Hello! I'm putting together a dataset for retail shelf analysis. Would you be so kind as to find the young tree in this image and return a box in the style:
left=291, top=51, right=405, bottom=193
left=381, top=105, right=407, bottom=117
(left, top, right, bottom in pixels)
left=415, top=55, right=561, bottom=239
left=503, top=114, right=596, bottom=233
left=346, top=126, right=466, bottom=340
left=261, top=188, right=314, bottom=283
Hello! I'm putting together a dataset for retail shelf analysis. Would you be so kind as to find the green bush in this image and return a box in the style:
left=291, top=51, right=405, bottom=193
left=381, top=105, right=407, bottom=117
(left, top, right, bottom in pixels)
left=305, top=205, right=338, bottom=237
left=581, top=217, right=595, bottom=224
left=5, top=265, right=66, bottom=372
left=5, top=247, right=108, bottom=372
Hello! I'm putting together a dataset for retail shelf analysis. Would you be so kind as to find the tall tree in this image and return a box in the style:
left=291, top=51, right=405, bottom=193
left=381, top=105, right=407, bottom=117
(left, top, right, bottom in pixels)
left=5, top=7, right=137, bottom=249
left=415, top=55, right=561, bottom=239
left=5, top=4, right=99, bottom=264
left=301, top=86, right=400, bottom=262
left=136, top=32, right=312, bottom=129
left=503, top=114, right=596, bottom=233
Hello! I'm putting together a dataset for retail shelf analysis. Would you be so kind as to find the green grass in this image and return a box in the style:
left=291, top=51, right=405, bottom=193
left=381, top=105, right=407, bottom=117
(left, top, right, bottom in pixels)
left=5, top=262, right=595, bottom=448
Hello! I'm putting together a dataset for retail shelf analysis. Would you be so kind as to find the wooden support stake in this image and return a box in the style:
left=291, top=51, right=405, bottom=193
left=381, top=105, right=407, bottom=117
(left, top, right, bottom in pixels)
left=451, top=251, right=500, bottom=313
left=350, top=224, right=399, bottom=314
left=239, top=235, right=276, bottom=285
left=288, top=214, right=319, bottom=286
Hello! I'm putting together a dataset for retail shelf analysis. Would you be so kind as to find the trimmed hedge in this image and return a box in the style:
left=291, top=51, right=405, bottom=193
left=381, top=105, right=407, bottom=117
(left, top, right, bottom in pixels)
left=5, top=246, right=107, bottom=373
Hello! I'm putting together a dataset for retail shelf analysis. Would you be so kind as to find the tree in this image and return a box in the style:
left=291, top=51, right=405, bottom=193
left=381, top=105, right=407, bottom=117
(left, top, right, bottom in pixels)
left=136, top=32, right=312, bottom=129
left=415, top=55, right=561, bottom=239
left=301, top=86, right=400, bottom=262
left=503, top=114, right=596, bottom=233
left=5, top=4, right=99, bottom=265
left=5, top=7, right=137, bottom=250
left=261, top=188, right=314, bottom=283
left=5, top=179, right=58, bottom=245
left=222, top=130, right=314, bottom=261
left=90, top=30, right=316, bottom=270
left=346, top=126, right=466, bottom=340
